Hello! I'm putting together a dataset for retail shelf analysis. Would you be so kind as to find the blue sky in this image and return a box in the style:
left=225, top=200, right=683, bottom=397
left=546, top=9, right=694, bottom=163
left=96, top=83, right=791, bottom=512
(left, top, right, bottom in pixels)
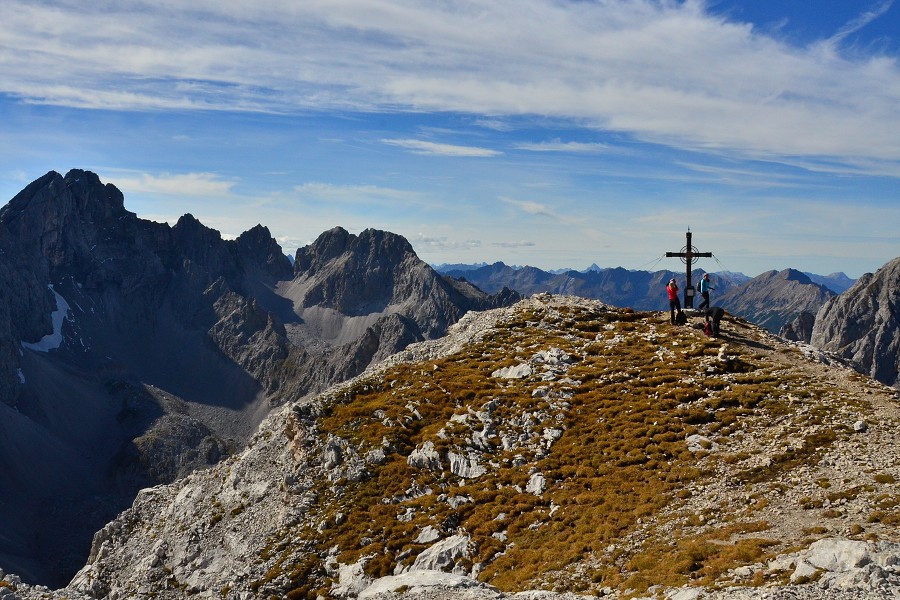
left=1, top=0, right=899, bottom=278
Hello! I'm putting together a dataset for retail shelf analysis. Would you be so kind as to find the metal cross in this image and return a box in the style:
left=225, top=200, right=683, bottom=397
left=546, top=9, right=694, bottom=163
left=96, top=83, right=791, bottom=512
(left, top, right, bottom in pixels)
left=665, top=229, right=712, bottom=308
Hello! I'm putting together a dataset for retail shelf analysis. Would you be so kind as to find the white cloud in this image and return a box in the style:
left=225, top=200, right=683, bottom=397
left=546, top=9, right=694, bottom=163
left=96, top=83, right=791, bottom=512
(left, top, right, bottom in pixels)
left=292, top=182, right=423, bottom=203
left=381, top=139, right=501, bottom=157
left=1, top=0, right=899, bottom=171
left=107, top=172, right=237, bottom=196
left=492, top=240, right=537, bottom=248
left=826, top=0, right=894, bottom=47
left=473, top=118, right=514, bottom=132
left=515, top=140, right=609, bottom=153
left=500, top=196, right=554, bottom=217
left=413, top=233, right=483, bottom=251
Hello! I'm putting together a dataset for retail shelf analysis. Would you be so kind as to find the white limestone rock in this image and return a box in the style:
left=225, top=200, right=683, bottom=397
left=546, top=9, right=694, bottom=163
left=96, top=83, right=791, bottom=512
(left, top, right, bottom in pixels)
left=331, top=556, right=373, bottom=598
left=324, top=441, right=343, bottom=469
left=415, top=525, right=442, bottom=544
left=410, top=534, right=471, bottom=573
left=359, top=570, right=496, bottom=600
left=526, top=472, right=546, bottom=496
left=804, top=538, right=871, bottom=573
left=408, top=441, right=442, bottom=471
left=491, top=363, right=533, bottom=379
left=448, top=451, right=487, bottom=479
left=686, top=434, right=718, bottom=453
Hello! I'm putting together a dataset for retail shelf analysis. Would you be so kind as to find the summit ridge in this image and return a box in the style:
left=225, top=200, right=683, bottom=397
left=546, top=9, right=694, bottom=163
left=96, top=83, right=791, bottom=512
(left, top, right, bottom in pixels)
left=46, top=295, right=900, bottom=599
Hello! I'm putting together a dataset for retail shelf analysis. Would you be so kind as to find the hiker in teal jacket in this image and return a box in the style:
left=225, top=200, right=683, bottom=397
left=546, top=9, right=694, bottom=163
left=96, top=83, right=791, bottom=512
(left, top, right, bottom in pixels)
left=698, top=273, right=713, bottom=312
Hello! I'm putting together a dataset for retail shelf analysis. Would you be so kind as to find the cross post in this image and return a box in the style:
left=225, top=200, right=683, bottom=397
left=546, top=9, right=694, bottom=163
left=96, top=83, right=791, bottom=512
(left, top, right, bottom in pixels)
left=665, top=230, right=712, bottom=308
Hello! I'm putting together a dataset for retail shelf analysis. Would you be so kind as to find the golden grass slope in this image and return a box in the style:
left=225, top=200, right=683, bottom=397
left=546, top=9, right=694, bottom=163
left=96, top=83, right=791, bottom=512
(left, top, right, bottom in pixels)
left=255, top=294, right=900, bottom=598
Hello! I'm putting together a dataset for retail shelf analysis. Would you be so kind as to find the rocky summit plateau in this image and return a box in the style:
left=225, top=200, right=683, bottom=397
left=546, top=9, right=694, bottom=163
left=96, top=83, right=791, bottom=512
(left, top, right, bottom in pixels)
left=4, top=293, right=898, bottom=600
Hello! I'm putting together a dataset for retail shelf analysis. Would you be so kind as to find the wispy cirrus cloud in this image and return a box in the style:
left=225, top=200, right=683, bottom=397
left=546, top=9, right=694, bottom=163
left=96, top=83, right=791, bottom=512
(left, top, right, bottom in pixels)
left=107, top=172, right=237, bottom=196
left=413, top=233, right=483, bottom=251
left=514, top=140, right=610, bottom=153
left=492, top=240, right=537, bottom=249
left=826, top=0, right=894, bottom=47
left=293, top=181, right=425, bottom=205
left=380, top=138, right=501, bottom=157
left=3, top=1, right=899, bottom=170
left=500, top=196, right=555, bottom=218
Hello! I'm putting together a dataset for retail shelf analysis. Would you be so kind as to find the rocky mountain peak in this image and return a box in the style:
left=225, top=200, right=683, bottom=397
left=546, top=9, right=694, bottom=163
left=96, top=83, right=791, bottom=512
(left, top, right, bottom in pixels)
left=235, top=224, right=293, bottom=278
left=0, top=169, right=133, bottom=273
left=54, top=295, right=900, bottom=600
left=780, top=268, right=812, bottom=283
left=172, top=212, right=223, bottom=249
left=0, top=169, right=127, bottom=226
left=290, top=226, right=437, bottom=317
left=293, top=226, right=417, bottom=278
left=0, top=170, right=519, bottom=588
left=294, top=226, right=353, bottom=273
left=756, top=268, right=813, bottom=285
left=811, top=257, right=900, bottom=388
left=356, top=226, right=416, bottom=255
left=718, top=268, right=834, bottom=333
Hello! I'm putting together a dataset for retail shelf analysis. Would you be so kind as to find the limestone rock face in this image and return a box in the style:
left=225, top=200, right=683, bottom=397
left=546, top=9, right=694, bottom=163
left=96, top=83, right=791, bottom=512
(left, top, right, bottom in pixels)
left=292, top=227, right=515, bottom=337
left=47, top=294, right=900, bottom=600
left=811, top=257, right=900, bottom=388
left=0, top=170, right=294, bottom=585
left=718, top=268, right=835, bottom=333
left=780, top=311, right=817, bottom=343
left=0, top=170, right=518, bottom=587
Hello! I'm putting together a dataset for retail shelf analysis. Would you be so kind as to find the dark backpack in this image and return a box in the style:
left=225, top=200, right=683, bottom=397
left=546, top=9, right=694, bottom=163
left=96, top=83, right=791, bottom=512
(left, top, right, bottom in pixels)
left=675, top=310, right=687, bottom=325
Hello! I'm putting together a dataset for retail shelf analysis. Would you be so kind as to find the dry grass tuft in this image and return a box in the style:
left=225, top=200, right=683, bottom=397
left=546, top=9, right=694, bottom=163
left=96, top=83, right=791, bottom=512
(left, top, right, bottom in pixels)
left=259, top=298, right=900, bottom=596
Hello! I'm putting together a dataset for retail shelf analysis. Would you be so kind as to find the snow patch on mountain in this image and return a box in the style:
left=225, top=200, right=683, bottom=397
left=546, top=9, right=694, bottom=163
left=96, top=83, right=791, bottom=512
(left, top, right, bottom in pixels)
left=21, top=285, right=70, bottom=352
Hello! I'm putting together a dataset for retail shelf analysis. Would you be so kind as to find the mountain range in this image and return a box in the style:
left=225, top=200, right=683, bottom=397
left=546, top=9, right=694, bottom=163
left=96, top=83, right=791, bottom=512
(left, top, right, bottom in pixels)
left=436, top=263, right=850, bottom=335
left=0, top=170, right=516, bottom=586
left=1, top=169, right=900, bottom=599
left=15, top=294, right=900, bottom=600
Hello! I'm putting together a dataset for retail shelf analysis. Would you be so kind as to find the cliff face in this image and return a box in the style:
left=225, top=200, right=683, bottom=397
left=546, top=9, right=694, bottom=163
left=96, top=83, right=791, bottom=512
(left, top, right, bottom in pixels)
left=61, top=295, right=900, bottom=600
left=291, top=226, right=509, bottom=337
left=811, top=257, right=900, bottom=388
left=0, top=170, right=297, bottom=585
left=0, top=170, right=517, bottom=587
left=717, top=268, right=835, bottom=333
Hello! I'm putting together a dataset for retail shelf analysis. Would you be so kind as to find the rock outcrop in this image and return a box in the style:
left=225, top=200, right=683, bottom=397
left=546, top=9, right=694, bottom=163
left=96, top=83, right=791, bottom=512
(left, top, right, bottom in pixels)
left=33, top=295, right=899, bottom=600
left=0, top=170, right=517, bottom=587
left=718, top=268, right=835, bottom=333
left=811, top=257, right=900, bottom=388
left=779, top=310, right=817, bottom=343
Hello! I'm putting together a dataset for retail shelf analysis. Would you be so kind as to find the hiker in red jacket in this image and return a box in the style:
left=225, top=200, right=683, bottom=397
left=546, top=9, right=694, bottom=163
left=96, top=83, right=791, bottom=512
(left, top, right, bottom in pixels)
left=666, top=278, right=681, bottom=325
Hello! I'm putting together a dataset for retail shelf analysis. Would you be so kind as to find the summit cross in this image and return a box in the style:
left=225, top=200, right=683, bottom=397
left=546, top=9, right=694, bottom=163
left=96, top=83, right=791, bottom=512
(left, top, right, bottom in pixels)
left=666, top=229, right=712, bottom=309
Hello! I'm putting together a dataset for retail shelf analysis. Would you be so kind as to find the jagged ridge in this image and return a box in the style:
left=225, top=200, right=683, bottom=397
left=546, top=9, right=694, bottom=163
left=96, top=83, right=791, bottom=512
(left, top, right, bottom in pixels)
left=717, top=269, right=834, bottom=333
left=812, top=257, right=900, bottom=388
left=64, top=295, right=900, bottom=599
left=0, top=170, right=518, bottom=587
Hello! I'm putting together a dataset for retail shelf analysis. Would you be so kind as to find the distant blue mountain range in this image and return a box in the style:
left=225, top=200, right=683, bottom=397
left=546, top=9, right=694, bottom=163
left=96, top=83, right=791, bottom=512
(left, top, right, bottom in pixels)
left=433, top=262, right=856, bottom=333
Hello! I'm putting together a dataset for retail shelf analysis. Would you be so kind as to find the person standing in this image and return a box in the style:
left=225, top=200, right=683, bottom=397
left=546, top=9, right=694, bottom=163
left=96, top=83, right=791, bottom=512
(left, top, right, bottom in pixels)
left=698, top=273, right=714, bottom=312
left=666, top=278, right=681, bottom=325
